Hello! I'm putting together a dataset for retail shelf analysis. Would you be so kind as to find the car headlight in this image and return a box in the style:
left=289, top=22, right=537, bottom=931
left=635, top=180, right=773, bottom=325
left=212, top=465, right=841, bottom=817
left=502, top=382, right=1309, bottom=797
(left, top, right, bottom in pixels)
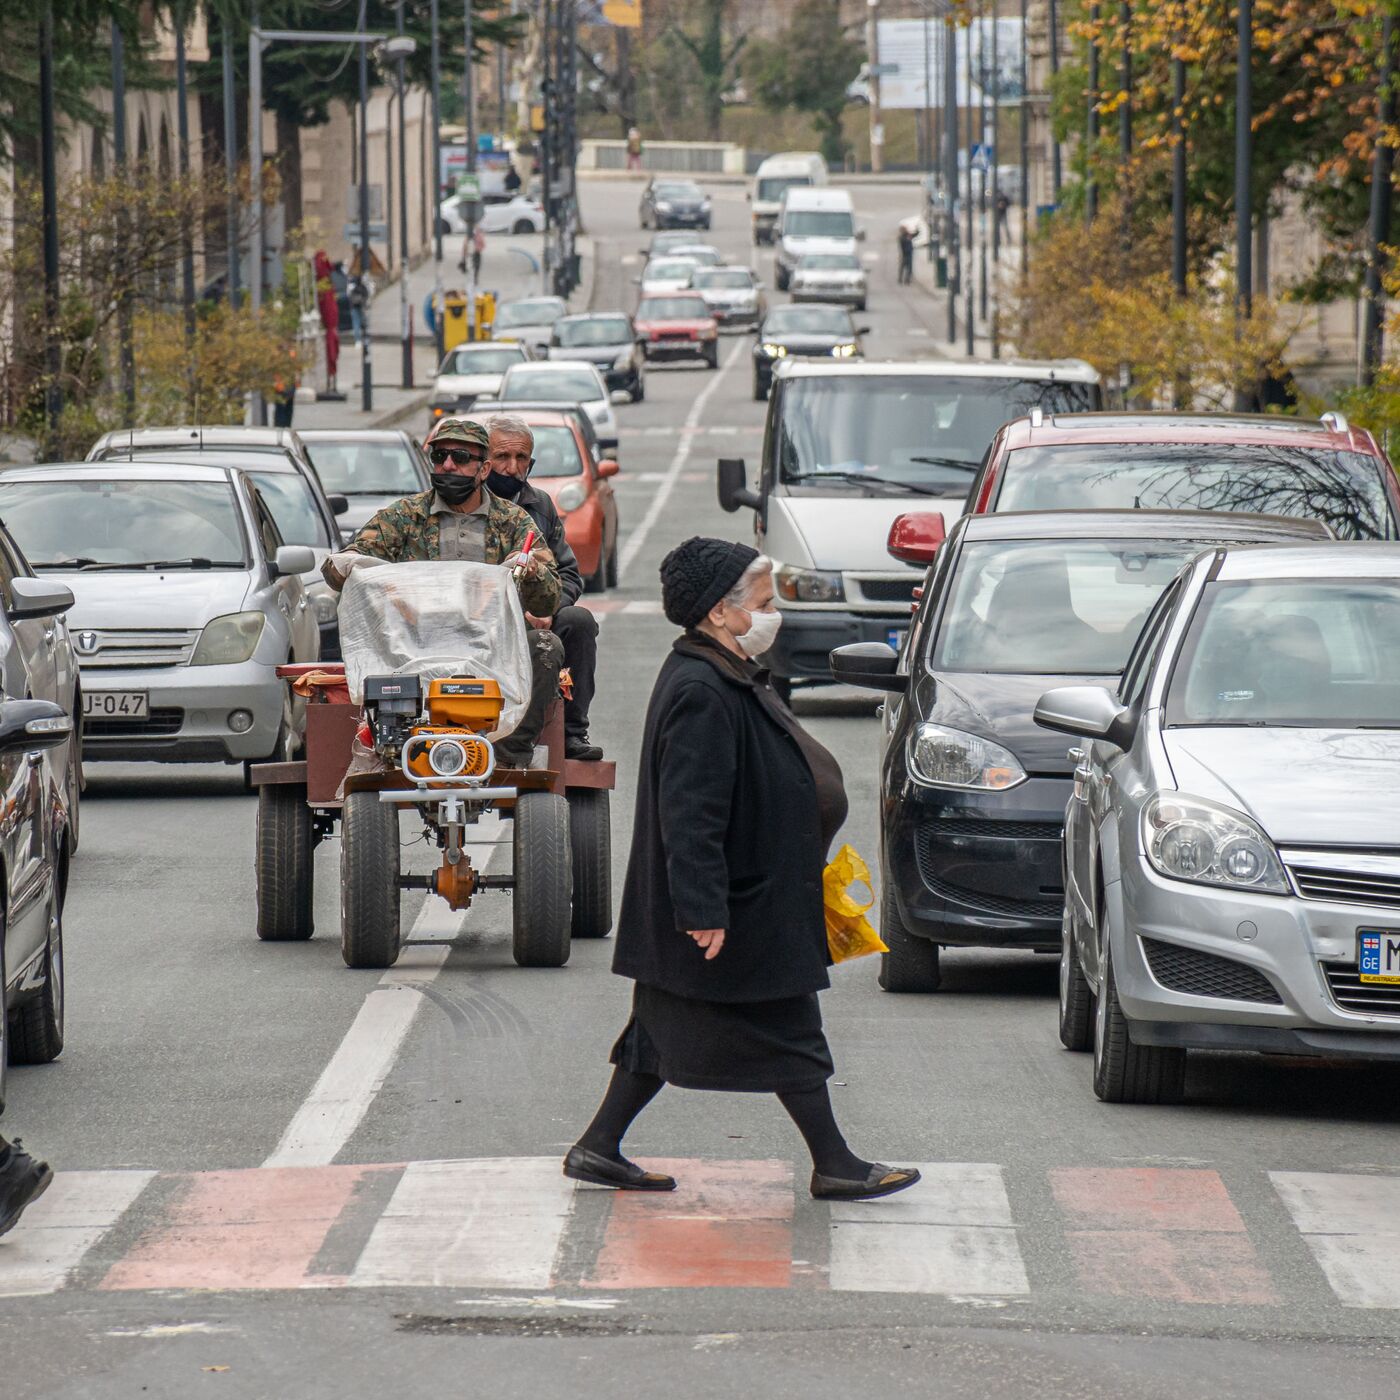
left=760, top=342, right=787, bottom=357
left=774, top=564, right=844, bottom=603
left=699, top=325, right=717, bottom=340
left=556, top=482, right=586, bottom=512
left=655, top=201, right=673, bottom=212
left=908, top=723, right=1027, bottom=791
left=190, top=611, right=266, bottom=667
left=307, top=583, right=339, bottom=624
left=832, top=343, right=857, bottom=357
left=613, top=348, right=633, bottom=370
left=1142, top=794, right=1288, bottom=894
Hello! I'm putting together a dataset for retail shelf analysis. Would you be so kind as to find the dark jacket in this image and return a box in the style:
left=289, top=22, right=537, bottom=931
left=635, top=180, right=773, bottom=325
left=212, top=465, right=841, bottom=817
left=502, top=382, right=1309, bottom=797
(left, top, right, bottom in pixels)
left=612, top=634, right=832, bottom=1003
left=515, top=480, right=582, bottom=608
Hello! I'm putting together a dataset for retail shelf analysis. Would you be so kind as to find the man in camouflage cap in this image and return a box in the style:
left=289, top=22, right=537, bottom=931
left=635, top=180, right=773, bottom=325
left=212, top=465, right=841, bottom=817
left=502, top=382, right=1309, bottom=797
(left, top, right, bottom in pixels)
left=322, top=415, right=565, bottom=766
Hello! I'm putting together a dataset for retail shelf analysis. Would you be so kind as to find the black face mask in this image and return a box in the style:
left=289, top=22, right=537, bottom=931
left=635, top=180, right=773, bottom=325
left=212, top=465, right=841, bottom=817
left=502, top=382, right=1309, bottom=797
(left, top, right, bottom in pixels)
left=486, top=470, right=524, bottom=499
left=431, top=471, right=482, bottom=505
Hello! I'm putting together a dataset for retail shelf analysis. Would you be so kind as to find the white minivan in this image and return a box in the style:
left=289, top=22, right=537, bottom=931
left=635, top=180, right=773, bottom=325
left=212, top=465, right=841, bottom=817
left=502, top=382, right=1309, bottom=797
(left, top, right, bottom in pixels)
left=774, top=187, right=859, bottom=292
left=749, top=151, right=828, bottom=246
left=716, top=358, right=1103, bottom=700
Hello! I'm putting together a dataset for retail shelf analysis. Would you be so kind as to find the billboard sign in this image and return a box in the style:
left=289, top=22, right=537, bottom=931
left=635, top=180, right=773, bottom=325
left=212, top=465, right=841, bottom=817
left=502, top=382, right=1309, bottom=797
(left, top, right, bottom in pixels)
left=875, top=18, right=1025, bottom=109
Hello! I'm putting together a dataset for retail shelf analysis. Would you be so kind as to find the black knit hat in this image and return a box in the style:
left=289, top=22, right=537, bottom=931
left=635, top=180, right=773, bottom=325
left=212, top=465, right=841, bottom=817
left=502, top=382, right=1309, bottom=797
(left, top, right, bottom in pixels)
left=660, top=536, right=760, bottom=628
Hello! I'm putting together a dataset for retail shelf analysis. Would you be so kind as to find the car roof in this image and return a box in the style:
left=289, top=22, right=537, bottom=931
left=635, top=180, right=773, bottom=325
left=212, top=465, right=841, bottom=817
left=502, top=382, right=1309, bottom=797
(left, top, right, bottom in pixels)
left=1212, top=542, right=1400, bottom=581
left=999, top=410, right=1375, bottom=454
left=468, top=408, right=572, bottom=429
left=507, top=359, right=600, bottom=375
left=90, top=425, right=302, bottom=452
left=775, top=357, right=1099, bottom=382
left=297, top=429, right=414, bottom=443
left=782, top=187, right=853, bottom=209
left=956, top=509, right=1336, bottom=544
left=2, top=460, right=233, bottom=484
left=557, top=311, right=631, bottom=324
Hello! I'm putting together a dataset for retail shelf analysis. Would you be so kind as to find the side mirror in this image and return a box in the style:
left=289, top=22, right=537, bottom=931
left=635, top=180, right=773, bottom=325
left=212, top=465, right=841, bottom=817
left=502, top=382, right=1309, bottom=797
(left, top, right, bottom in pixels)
left=1034, top=685, right=1136, bottom=749
left=744, top=191, right=751, bottom=201
left=855, top=227, right=867, bottom=241
left=887, top=512, right=946, bottom=566
left=856, top=324, right=871, bottom=336
left=271, top=544, right=316, bottom=579
left=8, top=577, right=74, bottom=621
left=597, top=458, right=620, bottom=479
left=609, top=389, right=631, bottom=406
left=830, top=642, right=907, bottom=694
left=327, top=493, right=350, bottom=517
left=631, top=276, right=642, bottom=285
left=717, top=457, right=762, bottom=514
left=0, top=699, right=71, bottom=756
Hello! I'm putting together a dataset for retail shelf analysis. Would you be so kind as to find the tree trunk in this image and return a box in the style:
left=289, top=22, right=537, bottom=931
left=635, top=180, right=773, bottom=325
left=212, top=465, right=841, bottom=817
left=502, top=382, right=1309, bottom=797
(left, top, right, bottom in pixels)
left=617, top=28, right=637, bottom=136
left=276, top=108, right=303, bottom=235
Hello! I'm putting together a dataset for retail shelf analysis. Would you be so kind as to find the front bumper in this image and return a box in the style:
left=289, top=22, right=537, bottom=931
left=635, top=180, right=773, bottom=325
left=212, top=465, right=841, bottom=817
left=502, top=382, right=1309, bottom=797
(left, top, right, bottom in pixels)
left=792, top=286, right=865, bottom=305
left=643, top=340, right=714, bottom=362
left=766, top=606, right=910, bottom=681
left=80, top=660, right=289, bottom=763
left=656, top=209, right=709, bottom=228
left=1106, top=855, right=1400, bottom=1052
left=601, top=363, right=640, bottom=392
left=886, top=778, right=1070, bottom=949
left=709, top=305, right=761, bottom=326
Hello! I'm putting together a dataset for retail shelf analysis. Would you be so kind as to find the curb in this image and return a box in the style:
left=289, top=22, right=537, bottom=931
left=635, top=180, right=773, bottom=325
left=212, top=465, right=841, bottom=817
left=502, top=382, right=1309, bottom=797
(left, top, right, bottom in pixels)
left=371, top=392, right=433, bottom=429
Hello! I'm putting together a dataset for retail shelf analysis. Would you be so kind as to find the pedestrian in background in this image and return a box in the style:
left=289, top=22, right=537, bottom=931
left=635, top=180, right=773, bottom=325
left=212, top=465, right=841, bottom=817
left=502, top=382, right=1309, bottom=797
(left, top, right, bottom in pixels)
left=564, top=537, right=921, bottom=1203
left=626, top=126, right=643, bottom=172
left=347, top=268, right=370, bottom=346
left=471, top=223, right=485, bottom=282
left=897, top=224, right=915, bottom=285
left=504, top=161, right=522, bottom=194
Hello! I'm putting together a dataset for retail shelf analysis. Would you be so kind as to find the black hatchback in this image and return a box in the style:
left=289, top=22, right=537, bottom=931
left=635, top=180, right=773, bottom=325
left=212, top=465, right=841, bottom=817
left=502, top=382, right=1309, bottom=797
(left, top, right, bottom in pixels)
left=831, top=509, right=1333, bottom=993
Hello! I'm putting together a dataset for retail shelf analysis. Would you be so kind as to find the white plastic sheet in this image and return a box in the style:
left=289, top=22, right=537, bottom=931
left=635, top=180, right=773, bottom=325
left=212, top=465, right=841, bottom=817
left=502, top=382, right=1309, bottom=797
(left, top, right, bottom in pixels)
left=339, top=560, right=532, bottom=739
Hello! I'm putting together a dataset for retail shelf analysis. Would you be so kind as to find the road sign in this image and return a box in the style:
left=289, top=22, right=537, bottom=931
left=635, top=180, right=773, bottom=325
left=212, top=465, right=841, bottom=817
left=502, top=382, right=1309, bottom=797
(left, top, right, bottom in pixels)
left=601, top=0, right=641, bottom=26
left=456, top=172, right=481, bottom=200
left=971, top=144, right=992, bottom=173
left=867, top=62, right=900, bottom=77
left=343, top=222, right=388, bottom=243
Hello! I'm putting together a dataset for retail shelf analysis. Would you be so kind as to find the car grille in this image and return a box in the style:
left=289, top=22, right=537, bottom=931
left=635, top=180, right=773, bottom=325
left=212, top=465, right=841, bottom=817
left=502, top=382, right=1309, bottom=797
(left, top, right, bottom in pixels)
left=1320, top=962, right=1400, bottom=1017
left=1288, top=863, right=1400, bottom=910
left=83, top=707, right=184, bottom=739
left=915, top=864, right=1062, bottom=920
left=856, top=578, right=920, bottom=604
left=933, top=818, right=1065, bottom=842
left=1140, top=937, right=1282, bottom=1004
left=75, top=628, right=200, bottom=669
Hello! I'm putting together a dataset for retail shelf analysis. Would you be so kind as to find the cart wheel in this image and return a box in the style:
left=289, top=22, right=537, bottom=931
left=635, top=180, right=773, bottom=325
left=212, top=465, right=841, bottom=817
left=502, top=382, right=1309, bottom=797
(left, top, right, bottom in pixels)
left=341, top=791, right=401, bottom=969
left=568, top=789, right=612, bottom=939
left=256, top=783, right=315, bottom=942
left=512, top=791, right=572, bottom=967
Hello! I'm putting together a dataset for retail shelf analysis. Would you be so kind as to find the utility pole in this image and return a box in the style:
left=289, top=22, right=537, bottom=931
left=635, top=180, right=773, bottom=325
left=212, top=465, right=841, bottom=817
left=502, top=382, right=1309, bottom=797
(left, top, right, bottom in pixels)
left=359, top=4, right=374, bottom=412
left=541, top=0, right=554, bottom=294
left=464, top=0, right=479, bottom=323
left=944, top=11, right=960, bottom=346
left=39, top=3, right=62, bottom=444
left=430, top=0, right=445, bottom=362
left=1019, top=0, right=1028, bottom=275
left=396, top=2, right=412, bottom=388
left=979, top=2, right=989, bottom=324
left=111, top=17, right=136, bottom=425
left=921, top=0, right=932, bottom=173
left=1086, top=3, right=1099, bottom=222
left=1234, top=0, right=1252, bottom=408
left=869, top=0, right=884, bottom=174
left=1171, top=41, right=1186, bottom=296
left=222, top=18, right=242, bottom=311
left=1047, top=0, right=1062, bottom=199
left=175, top=9, right=196, bottom=365
left=248, top=3, right=266, bottom=424
left=1119, top=0, right=1132, bottom=236
left=1363, top=16, right=1397, bottom=385
left=990, top=0, right=1001, bottom=358
left=964, top=16, right=975, bottom=355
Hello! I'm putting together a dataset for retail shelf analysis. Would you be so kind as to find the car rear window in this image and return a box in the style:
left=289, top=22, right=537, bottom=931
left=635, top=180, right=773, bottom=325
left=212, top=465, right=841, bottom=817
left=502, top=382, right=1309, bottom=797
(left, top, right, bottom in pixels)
left=637, top=297, right=708, bottom=319
left=304, top=441, right=424, bottom=495
left=502, top=369, right=599, bottom=402
left=994, top=442, right=1397, bottom=539
left=529, top=425, right=585, bottom=479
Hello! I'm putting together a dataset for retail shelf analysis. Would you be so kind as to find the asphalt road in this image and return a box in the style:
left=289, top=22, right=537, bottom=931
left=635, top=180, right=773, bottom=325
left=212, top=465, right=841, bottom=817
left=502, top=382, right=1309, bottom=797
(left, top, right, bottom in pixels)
left=4, top=178, right=1400, bottom=1400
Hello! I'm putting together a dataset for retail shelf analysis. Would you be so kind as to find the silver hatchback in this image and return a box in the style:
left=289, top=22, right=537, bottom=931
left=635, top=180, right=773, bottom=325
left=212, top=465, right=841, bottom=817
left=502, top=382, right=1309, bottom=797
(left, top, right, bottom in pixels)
left=1037, top=543, right=1400, bottom=1103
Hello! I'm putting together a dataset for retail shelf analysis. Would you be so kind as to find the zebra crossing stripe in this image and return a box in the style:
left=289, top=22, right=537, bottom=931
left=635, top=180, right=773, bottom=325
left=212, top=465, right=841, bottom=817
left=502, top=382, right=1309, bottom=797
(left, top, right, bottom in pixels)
left=1272, top=1171, right=1400, bottom=1309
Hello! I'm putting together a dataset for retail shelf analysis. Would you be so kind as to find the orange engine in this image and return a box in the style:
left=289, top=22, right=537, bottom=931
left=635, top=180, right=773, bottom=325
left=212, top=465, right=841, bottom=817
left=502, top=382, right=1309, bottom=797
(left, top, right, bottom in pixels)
left=405, top=729, right=495, bottom=782
left=426, top=678, right=504, bottom=732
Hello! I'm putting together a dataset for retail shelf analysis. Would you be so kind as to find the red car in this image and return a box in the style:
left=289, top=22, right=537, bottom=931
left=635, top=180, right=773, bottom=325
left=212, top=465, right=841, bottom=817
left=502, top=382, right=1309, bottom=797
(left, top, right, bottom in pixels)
left=633, top=292, right=720, bottom=369
left=964, top=410, right=1400, bottom=538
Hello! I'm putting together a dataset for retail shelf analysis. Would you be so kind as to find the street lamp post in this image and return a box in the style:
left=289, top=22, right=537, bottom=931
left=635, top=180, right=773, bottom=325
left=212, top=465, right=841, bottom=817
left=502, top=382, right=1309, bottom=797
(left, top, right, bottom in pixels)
left=944, top=10, right=959, bottom=346
left=1047, top=0, right=1062, bottom=199
left=394, top=9, right=413, bottom=389
left=111, top=17, right=136, bottom=425
left=1086, top=3, right=1099, bottom=223
left=965, top=14, right=975, bottom=355
left=175, top=9, right=197, bottom=370
left=1363, top=16, right=1397, bottom=385
left=430, top=0, right=445, bottom=362
left=1234, top=0, right=1252, bottom=408
left=464, top=0, right=479, bottom=325
left=38, top=3, right=62, bottom=444
left=990, top=0, right=1001, bottom=358
left=359, top=26, right=373, bottom=412
left=222, top=18, right=241, bottom=312
left=1018, top=0, right=1028, bottom=276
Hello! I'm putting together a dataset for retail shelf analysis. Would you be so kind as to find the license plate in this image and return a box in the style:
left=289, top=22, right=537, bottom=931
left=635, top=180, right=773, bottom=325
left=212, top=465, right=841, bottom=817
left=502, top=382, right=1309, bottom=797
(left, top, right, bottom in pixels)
left=886, top=627, right=907, bottom=652
left=83, top=691, right=148, bottom=720
left=1358, top=929, right=1400, bottom=983
left=653, top=338, right=692, bottom=349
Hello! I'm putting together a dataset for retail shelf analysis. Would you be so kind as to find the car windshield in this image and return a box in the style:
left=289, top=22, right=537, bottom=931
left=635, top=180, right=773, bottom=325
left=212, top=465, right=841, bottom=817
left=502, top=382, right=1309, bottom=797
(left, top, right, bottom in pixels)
left=799, top=255, right=859, bottom=271
left=0, top=479, right=248, bottom=568
left=993, top=442, right=1396, bottom=540
left=934, top=538, right=1202, bottom=675
left=764, top=307, right=851, bottom=336
left=556, top=317, right=631, bottom=347
left=757, top=175, right=811, bottom=201
left=493, top=299, right=564, bottom=329
left=784, top=210, right=854, bottom=238
left=1167, top=578, right=1400, bottom=727
left=655, top=182, right=701, bottom=200
left=637, top=297, right=707, bottom=319
left=303, top=440, right=422, bottom=495
left=645, top=260, right=696, bottom=281
left=694, top=270, right=753, bottom=289
left=775, top=375, right=1099, bottom=494
left=246, top=471, right=333, bottom=548
left=443, top=346, right=523, bottom=374
left=672, top=247, right=721, bottom=266
left=528, top=425, right=586, bottom=479
left=502, top=369, right=599, bottom=402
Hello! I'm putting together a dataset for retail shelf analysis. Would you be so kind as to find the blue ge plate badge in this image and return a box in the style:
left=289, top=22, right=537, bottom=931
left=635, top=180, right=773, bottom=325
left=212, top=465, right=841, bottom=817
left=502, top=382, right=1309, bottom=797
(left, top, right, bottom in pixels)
left=1358, top=929, right=1400, bottom=984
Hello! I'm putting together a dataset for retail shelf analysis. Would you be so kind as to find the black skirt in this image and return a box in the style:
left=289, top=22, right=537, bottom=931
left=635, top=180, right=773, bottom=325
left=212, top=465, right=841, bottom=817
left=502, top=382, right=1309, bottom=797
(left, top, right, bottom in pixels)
left=611, top=982, right=834, bottom=1093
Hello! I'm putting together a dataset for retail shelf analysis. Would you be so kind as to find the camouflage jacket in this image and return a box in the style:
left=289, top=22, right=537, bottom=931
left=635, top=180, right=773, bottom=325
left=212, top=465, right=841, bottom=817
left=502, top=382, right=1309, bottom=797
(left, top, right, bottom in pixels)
left=328, top=487, right=562, bottom=617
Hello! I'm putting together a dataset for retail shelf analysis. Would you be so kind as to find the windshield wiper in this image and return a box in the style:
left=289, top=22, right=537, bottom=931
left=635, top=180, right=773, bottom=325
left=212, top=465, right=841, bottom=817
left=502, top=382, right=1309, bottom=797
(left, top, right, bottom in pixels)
left=907, top=455, right=979, bottom=473
left=33, top=557, right=100, bottom=570
left=794, top=471, right=947, bottom=496
left=79, top=557, right=244, bottom=572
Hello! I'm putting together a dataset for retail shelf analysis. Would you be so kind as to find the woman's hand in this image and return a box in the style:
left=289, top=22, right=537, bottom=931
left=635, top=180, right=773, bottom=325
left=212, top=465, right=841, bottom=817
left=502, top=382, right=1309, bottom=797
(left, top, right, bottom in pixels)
left=688, top=928, right=726, bottom=961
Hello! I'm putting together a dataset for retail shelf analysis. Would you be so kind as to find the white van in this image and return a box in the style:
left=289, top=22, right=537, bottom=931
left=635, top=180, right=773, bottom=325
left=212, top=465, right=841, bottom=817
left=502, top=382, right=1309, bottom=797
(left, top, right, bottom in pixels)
left=749, top=151, right=828, bottom=246
left=716, top=358, right=1104, bottom=699
left=774, top=187, right=859, bottom=292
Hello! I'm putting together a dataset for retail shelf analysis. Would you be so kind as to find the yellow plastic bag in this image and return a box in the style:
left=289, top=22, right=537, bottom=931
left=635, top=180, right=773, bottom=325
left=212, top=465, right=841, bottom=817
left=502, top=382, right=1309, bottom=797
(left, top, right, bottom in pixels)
left=823, top=844, right=889, bottom=964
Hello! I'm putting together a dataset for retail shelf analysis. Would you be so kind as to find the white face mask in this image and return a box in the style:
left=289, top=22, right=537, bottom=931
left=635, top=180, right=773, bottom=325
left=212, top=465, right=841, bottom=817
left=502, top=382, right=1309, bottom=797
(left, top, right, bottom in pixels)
left=733, top=605, right=782, bottom=658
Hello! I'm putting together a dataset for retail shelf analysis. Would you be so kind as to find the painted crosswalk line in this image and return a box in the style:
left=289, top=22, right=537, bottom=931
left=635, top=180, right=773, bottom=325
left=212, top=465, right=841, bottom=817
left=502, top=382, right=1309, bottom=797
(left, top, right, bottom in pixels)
left=1272, top=1171, right=1400, bottom=1309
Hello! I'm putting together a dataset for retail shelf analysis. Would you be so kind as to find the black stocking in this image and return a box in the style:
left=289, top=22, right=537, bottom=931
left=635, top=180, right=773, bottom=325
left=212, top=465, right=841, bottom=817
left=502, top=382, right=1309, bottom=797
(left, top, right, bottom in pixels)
left=577, top=1068, right=664, bottom=1162
left=777, top=1084, right=872, bottom=1179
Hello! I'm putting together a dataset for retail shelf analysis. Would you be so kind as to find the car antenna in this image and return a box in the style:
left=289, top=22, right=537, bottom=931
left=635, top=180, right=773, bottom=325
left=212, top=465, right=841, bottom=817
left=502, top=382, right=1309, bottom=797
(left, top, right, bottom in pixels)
left=1133, top=495, right=1142, bottom=509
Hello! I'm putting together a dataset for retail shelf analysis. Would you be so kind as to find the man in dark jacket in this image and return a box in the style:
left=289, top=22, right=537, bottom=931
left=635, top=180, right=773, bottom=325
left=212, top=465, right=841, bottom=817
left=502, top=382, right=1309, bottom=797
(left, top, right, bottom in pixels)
left=485, top=415, right=603, bottom=761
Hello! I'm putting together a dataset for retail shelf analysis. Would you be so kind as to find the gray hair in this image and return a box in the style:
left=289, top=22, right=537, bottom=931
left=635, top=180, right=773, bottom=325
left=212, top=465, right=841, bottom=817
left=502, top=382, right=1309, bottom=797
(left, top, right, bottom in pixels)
left=723, top=554, right=773, bottom=609
left=487, top=414, right=534, bottom=449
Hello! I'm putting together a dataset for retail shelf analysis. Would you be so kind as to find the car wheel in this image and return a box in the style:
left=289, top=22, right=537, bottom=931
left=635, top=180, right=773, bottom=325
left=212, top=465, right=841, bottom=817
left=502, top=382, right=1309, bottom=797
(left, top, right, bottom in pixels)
left=1091, top=938, right=1186, bottom=1104
left=704, top=347, right=718, bottom=370
left=753, top=374, right=769, bottom=401
left=605, top=540, right=619, bottom=589
left=511, top=219, right=534, bottom=235
left=775, top=266, right=790, bottom=292
left=857, top=300, right=867, bottom=312
left=630, top=374, right=645, bottom=403
left=877, top=883, right=942, bottom=993
left=583, top=543, right=607, bottom=594
left=9, top=881, right=64, bottom=1066
left=1058, top=901, right=1093, bottom=1052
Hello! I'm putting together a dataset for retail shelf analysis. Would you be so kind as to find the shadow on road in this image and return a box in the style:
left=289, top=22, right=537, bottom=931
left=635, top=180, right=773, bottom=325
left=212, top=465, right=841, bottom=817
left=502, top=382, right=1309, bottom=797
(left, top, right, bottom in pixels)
left=82, top=762, right=249, bottom=801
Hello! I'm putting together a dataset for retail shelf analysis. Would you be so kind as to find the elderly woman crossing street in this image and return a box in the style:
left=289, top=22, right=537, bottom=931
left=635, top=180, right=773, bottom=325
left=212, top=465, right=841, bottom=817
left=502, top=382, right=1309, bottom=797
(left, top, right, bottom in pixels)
left=564, top=537, right=920, bottom=1202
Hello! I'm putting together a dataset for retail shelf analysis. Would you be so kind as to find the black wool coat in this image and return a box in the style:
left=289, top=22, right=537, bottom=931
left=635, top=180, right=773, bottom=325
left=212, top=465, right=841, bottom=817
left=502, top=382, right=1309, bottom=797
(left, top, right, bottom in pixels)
left=611, top=634, right=832, bottom=1003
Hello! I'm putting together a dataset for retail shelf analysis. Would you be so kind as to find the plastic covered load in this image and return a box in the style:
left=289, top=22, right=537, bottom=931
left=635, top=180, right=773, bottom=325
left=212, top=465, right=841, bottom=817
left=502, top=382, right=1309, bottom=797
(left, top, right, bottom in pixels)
left=339, top=560, right=532, bottom=739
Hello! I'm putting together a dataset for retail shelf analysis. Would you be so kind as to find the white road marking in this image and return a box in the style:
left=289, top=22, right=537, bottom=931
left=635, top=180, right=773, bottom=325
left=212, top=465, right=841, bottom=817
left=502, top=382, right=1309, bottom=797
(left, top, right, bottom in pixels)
left=349, top=1158, right=578, bottom=1289
left=906, top=327, right=930, bottom=337
left=617, top=337, right=744, bottom=582
left=0, top=1170, right=154, bottom=1297
left=1272, top=1171, right=1400, bottom=1307
left=827, top=1163, right=1029, bottom=1296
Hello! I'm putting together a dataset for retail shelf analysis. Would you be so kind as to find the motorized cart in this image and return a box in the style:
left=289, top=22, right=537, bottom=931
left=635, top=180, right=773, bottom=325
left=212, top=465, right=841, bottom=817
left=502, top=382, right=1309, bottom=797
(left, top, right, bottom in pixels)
left=248, top=562, right=614, bottom=970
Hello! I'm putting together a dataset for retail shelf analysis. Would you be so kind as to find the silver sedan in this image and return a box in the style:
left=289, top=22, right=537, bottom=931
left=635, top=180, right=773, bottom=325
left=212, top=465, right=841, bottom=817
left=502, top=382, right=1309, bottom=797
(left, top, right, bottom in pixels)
left=1036, top=543, right=1400, bottom=1104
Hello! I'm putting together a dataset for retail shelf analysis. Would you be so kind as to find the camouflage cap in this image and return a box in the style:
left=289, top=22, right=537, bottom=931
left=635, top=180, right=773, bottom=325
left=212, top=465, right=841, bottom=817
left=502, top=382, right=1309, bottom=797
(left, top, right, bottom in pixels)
left=425, top=416, right=489, bottom=450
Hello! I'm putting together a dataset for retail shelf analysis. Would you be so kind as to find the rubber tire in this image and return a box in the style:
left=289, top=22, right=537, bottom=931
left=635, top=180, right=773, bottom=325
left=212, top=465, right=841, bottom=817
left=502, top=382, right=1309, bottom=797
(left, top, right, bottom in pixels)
left=775, top=265, right=790, bottom=292
left=857, top=300, right=867, bottom=312
left=1058, top=901, right=1093, bottom=1051
left=512, top=219, right=535, bottom=234
left=753, top=375, right=769, bottom=401
left=878, top=884, right=942, bottom=992
left=630, top=375, right=645, bottom=403
left=340, top=791, right=402, bottom=969
left=605, top=542, right=619, bottom=590
left=9, top=887, right=64, bottom=1066
left=512, top=791, right=572, bottom=968
left=1092, top=940, right=1186, bottom=1104
left=582, top=544, right=607, bottom=594
left=256, top=783, right=315, bottom=942
left=0, top=931, right=8, bottom=1115
left=568, top=790, right=612, bottom=940
left=704, top=347, right=719, bottom=370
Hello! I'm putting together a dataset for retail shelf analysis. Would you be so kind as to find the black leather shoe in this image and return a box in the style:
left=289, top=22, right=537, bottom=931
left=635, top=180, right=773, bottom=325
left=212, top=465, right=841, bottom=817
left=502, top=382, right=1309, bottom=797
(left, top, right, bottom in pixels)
left=0, top=1140, right=54, bottom=1237
left=565, top=734, right=603, bottom=761
left=563, top=1145, right=676, bottom=1191
left=810, top=1163, right=921, bottom=1201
